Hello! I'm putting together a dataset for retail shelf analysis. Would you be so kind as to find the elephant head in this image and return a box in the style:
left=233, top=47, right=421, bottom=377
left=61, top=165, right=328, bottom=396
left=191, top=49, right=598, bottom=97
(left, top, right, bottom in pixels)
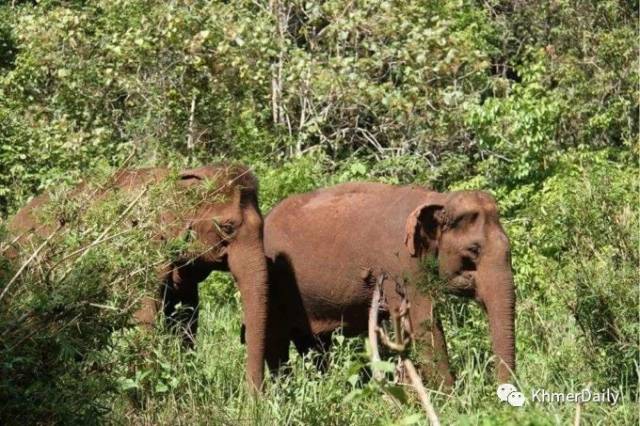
left=405, top=190, right=515, bottom=382
left=172, top=165, right=268, bottom=391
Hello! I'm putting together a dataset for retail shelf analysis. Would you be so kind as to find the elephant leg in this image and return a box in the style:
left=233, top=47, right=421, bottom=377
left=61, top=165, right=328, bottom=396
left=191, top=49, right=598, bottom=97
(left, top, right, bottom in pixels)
left=133, top=296, right=158, bottom=329
left=265, top=332, right=290, bottom=374
left=430, top=315, right=455, bottom=387
left=312, top=334, right=333, bottom=372
left=264, top=303, right=291, bottom=374
left=407, top=293, right=454, bottom=389
left=293, top=332, right=332, bottom=372
left=161, top=266, right=200, bottom=346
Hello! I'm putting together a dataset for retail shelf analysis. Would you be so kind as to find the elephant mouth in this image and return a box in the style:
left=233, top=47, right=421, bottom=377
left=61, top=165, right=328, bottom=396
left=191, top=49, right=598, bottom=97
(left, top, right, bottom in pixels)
left=446, top=271, right=476, bottom=297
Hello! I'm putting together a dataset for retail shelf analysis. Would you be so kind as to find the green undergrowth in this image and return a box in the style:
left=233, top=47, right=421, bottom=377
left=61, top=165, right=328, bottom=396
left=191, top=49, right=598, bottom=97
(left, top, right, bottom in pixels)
left=0, top=0, right=637, bottom=424
left=1, top=151, right=637, bottom=425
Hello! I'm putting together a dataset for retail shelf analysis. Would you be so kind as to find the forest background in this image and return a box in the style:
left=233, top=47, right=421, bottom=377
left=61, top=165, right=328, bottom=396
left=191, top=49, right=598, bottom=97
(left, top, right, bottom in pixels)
left=0, top=1, right=637, bottom=424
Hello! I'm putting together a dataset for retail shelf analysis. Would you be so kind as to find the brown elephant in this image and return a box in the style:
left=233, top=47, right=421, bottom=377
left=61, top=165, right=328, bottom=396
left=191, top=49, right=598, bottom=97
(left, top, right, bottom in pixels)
left=263, top=182, right=515, bottom=385
left=5, top=164, right=268, bottom=391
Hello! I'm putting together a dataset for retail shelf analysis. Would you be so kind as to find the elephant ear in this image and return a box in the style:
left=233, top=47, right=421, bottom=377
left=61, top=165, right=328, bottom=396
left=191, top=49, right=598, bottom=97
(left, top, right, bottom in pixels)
left=178, top=165, right=255, bottom=203
left=404, top=196, right=445, bottom=257
left=178, top=166, right=217, bottom=185
left=179, top=165, right=245, bottom=225
left=178, top=166, right=235, bottom=204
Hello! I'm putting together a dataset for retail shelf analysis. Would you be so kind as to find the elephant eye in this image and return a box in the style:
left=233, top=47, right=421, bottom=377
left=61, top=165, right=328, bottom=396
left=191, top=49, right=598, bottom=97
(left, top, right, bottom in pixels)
left=213, top=220, right=236, bottom=239
left=450, top=215, right=465, bottom=229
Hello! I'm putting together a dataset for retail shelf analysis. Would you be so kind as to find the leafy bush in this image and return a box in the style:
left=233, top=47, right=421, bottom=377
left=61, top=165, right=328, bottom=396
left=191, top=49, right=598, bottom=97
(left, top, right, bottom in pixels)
left=0, top=169, right=236, bottom=422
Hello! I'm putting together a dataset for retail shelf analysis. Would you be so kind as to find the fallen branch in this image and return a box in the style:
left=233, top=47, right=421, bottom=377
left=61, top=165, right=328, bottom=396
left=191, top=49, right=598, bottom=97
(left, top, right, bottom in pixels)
left=368, top=272, right=385, bottom=381
left=574, top=382, right=591, bottom=426
left=403, top=359, right=441, bottom=426
left=368, top=272, right=441, bottom=425
left=377, top=329, right=408, bottom=352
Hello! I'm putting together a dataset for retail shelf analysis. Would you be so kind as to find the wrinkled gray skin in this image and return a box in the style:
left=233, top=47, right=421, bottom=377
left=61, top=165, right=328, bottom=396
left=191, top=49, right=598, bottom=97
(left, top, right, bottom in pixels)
left=262, top=182, right=515, bottom=385
left=7, top=164, right=268, bottom=391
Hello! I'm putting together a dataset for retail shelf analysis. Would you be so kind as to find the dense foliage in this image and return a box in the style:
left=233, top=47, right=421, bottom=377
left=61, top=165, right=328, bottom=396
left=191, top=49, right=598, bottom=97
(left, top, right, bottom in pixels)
left=0, top=1, right=637, bottom=424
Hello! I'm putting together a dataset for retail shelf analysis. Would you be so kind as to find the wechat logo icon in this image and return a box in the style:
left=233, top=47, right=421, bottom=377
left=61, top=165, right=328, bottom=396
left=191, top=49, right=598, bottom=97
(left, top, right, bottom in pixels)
left=497, top=384, right=525, bottom=407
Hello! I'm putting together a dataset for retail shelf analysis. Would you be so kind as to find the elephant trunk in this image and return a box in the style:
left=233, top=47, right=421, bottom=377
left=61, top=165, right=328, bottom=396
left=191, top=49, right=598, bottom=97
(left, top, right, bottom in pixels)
left=477, top=238, right=516, bottom=383
left=228, top=232, right=268, bottom=392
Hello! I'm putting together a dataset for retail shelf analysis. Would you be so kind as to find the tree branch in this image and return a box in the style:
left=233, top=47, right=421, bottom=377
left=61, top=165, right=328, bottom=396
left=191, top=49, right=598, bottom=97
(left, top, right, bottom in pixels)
left=403, top=359, right=441, bottom=426
left=368, top=272, right=385, bottom=381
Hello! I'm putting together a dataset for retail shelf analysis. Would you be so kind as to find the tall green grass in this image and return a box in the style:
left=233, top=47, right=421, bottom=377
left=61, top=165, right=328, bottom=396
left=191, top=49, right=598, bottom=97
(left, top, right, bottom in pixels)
left=1, top=152, right=636, bottom=425
left=101, top=272, right=637, bottom=425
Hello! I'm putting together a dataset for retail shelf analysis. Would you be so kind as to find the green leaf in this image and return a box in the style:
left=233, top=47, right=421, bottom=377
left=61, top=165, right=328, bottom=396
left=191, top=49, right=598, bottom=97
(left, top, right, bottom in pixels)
left=382, top=383, right=409, bottom=404
left=120, top=379, right=138, bottom=391
left=343, top=389, right=363, bottom=403
left=371, top=360, right=396, bottom=373
left=395, top=413, right=423, bottom=425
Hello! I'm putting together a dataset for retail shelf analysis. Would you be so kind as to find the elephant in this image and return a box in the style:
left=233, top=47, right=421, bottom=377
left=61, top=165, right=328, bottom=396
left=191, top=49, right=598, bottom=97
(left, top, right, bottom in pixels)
left=5, top=164, right=268, bottom=391
left=262, top=182, right=515, bottom=385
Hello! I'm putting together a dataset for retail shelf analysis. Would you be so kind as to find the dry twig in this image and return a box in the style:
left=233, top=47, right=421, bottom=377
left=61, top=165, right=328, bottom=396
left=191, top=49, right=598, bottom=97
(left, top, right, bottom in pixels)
left=368, top=272, right=441, bottom=425
left=368, top=273, right=385, bottom=381
left=0, top=223, right=63, bottom=302
left=51, top=187, right=149, bottom=286
left=403, top=359, right=441, bottom=426
left=574, top=400, right=581, bottom=426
